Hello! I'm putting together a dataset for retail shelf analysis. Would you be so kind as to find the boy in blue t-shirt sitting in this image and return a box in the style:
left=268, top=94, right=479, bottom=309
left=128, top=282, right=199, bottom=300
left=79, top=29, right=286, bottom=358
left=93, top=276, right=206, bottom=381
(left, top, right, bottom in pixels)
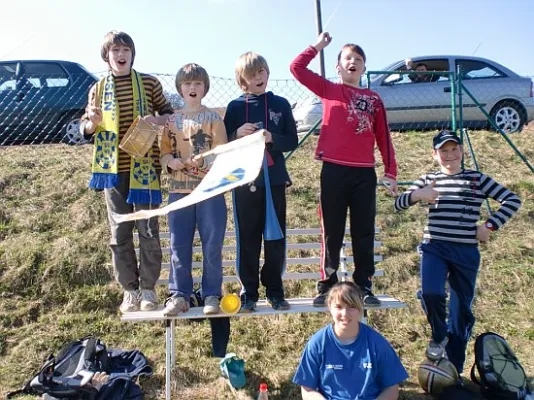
left=293, top=282, right=408, bottom=399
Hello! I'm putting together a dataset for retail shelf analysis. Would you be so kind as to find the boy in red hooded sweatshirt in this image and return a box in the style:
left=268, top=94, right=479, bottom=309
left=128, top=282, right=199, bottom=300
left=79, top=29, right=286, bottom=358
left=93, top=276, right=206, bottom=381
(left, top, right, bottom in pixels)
left=290, top=32, right=397, bottom=307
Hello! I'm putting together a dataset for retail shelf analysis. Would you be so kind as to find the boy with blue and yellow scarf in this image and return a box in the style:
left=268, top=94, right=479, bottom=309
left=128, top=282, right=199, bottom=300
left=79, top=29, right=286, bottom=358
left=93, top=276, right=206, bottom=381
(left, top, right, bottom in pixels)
left=80, top=30, right=173, bottom=313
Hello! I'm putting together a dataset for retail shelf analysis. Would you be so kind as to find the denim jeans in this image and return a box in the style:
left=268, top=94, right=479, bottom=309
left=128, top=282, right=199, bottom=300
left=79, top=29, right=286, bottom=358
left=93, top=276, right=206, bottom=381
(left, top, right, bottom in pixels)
left=167, top=192, right=227, bottom=298
left=420, top=239, right=480, bottom=373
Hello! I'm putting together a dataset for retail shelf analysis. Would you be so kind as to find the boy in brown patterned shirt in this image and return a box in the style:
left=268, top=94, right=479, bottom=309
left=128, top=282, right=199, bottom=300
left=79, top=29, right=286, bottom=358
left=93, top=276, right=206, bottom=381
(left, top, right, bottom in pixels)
left=160, top=63, right=228, bottom=316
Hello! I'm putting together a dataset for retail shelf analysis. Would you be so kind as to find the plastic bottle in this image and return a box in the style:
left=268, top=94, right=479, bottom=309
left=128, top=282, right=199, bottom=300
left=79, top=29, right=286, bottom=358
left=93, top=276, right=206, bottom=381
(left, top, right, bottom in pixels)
left=257, top=383, right=268, bottom=400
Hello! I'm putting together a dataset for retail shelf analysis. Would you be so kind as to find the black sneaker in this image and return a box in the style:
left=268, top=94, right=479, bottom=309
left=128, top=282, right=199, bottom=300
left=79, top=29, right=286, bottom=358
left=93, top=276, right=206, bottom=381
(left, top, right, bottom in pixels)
left=240, top=299, right=256, bottom=313
left=313, top=293, right=327, bottom=307
left=269, top=298, right=290, bottom=311
left=363, top=291, right=381, bottom=307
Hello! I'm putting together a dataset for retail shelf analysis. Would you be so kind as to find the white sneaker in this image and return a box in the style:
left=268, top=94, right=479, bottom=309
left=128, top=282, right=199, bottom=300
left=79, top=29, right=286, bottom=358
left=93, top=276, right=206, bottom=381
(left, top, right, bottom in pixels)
left=120, top=290, right=140, bottom=313
left=140, top=289, right=158, bottom=311
left=426, top=337, right=449, bottom=361
left=163, top=296, right=189, bottom=316
left=203, top=296, right=220, bottom=315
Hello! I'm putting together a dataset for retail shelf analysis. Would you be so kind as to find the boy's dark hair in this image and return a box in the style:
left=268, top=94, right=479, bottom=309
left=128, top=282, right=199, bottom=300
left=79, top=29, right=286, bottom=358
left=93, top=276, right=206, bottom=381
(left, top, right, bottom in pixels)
left=101, top=31, right=136, bottom=66
left=337, top=44, right=367, bottom=64
left=416, top=63, right=428, bottom=70
left=175, top=63, right=211, bottom=97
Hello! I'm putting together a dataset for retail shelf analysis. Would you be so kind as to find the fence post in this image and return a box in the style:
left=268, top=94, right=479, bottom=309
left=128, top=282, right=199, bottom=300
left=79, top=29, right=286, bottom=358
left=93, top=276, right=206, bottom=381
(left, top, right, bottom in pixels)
left=456, top=65, right=465, bottom=169
left=450, top=71, right=457, bottom=133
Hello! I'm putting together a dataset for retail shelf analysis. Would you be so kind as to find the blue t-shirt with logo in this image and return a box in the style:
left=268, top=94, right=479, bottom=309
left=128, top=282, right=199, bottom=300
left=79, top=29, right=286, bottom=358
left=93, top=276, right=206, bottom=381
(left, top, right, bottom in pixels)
left=293, top=323, right=408, bottom=399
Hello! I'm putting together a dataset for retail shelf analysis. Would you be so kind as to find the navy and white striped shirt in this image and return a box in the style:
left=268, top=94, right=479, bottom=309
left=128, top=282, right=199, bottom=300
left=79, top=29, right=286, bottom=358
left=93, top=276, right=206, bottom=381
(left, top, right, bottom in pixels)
left=394, top=170, right=521, bottom=244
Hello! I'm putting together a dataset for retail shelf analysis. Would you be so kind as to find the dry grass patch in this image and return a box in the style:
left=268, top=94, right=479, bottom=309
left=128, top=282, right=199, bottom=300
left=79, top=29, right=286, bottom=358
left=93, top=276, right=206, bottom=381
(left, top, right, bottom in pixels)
left=0, top=130, right=533, bottom=399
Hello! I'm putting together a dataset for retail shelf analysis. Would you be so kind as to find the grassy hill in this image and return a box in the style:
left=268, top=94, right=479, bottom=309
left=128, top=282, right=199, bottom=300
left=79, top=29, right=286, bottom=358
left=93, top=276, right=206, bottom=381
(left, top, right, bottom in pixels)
left=0, top=130, right=533, bottom=399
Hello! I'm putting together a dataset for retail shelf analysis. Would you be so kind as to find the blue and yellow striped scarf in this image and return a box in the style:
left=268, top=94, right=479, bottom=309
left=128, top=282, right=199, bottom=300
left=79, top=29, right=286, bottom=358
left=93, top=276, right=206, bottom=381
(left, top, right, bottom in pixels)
left=88, top=70, right=161, bottom=204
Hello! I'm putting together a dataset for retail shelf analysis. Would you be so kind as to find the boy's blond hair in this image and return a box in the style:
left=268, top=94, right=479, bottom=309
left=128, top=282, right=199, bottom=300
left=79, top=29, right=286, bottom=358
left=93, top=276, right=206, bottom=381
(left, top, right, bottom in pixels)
left=175, top=63, right=211, bottom=97
left=101, top=31, right=136, bottom=66
left=326, top=282, right=364, bottom=314
left=234, top=52, right=270, bottom=92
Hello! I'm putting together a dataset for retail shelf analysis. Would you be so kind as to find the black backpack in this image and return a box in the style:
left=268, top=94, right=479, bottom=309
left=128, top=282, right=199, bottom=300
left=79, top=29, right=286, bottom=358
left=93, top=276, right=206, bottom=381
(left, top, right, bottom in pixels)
left=470, top=332, right=532, bottom=400
left=7, top=336, right=110, bottom=399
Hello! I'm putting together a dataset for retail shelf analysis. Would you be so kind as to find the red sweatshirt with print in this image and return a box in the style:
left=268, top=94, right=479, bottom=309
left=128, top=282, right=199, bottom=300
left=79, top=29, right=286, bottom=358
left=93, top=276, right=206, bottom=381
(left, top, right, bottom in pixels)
left=290, top=46, right=397, bottom=179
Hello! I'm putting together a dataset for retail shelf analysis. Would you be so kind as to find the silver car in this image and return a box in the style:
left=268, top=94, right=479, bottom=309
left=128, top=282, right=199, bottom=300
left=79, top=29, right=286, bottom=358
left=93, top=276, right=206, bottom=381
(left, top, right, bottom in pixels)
left=292, top=55, right=534, bottom=133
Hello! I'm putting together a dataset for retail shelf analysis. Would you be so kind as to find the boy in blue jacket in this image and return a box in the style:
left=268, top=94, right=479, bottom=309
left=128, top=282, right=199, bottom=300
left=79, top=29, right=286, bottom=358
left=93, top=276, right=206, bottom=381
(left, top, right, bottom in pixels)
left=224, top=52, right=298, bottom=312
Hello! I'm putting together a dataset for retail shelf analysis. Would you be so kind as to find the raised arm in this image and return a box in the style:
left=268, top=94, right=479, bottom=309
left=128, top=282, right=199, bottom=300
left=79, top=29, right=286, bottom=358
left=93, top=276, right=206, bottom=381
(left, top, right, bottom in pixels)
left=290, top=32, right=335, bottom=98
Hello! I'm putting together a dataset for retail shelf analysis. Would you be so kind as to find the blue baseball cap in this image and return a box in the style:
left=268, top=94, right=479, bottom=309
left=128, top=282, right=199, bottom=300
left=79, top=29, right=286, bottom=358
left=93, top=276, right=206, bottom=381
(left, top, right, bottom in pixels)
left=433, top=130, right=461, bottom=149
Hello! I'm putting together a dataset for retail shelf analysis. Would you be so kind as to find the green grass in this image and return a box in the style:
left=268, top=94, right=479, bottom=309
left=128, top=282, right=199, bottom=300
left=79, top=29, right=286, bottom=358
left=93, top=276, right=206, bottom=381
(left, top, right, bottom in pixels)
left=0, top=130, right=533, bottom=399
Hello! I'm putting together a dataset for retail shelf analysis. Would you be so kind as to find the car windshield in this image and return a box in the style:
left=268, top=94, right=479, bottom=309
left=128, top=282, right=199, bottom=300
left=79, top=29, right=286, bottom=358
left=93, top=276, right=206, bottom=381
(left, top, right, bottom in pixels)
left=367, top=61, right=403, bottom=83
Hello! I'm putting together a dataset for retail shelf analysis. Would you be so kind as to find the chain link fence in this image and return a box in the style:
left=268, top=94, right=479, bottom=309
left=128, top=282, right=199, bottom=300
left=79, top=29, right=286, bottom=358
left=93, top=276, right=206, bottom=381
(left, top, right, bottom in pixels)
left=0, top=59, right=533, bottom=147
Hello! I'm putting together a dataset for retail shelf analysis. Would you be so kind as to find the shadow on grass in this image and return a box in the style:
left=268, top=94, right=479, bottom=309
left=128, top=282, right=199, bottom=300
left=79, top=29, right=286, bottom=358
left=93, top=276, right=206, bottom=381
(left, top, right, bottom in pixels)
left=236, top=373, right=301, bottom=400
left=143, top=365, right=218, bottom=399
left=400, top=381, right=430, bottom=399
left=235, top=377, right=435, bottom=400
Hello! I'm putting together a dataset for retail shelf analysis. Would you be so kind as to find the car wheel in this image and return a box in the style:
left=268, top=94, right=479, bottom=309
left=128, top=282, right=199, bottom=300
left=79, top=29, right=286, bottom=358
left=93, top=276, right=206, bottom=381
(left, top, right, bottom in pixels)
left=490, top=101, right=525, bottom=133
left=63, top=116, right=88, bottom=145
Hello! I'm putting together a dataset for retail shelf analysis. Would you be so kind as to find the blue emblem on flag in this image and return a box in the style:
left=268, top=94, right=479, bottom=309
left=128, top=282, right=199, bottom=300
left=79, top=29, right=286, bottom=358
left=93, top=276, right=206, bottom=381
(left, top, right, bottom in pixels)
left=203, top=168, right=246, bottom=192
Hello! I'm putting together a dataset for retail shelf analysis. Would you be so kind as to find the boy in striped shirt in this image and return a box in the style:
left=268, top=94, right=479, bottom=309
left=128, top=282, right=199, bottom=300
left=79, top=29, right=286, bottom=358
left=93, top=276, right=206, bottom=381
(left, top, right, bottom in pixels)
left=81, top=31, right=174, bottom=313
left=394, top=130, right=521, bottom=374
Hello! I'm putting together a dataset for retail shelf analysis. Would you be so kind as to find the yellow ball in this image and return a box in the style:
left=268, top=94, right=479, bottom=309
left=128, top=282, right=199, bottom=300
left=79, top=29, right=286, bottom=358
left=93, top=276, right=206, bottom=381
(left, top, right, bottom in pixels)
left=220, top=294, right=241, bottom=315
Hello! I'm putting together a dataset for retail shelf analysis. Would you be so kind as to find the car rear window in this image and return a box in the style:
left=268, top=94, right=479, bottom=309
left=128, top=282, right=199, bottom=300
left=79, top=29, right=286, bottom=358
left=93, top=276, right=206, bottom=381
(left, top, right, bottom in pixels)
left=22, top=62, right=70, bottom=87
left=456, top=59, right=505, bottom=79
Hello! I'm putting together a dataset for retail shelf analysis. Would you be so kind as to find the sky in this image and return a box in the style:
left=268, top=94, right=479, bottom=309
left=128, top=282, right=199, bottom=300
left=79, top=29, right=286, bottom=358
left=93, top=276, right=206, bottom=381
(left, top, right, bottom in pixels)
left=1, top=0, right=534, bottom=80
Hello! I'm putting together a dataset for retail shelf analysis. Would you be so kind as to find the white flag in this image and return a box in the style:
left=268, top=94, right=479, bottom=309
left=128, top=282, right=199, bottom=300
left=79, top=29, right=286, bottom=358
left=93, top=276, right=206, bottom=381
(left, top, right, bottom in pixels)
left=113, top=131, right=266, bottom=223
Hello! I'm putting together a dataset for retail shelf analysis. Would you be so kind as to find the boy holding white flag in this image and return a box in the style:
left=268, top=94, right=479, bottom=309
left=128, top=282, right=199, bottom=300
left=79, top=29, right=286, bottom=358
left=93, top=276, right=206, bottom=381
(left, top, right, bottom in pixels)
left=160, top=63, right=228, bottom=316
left=224, top=52, right=298, bottom=313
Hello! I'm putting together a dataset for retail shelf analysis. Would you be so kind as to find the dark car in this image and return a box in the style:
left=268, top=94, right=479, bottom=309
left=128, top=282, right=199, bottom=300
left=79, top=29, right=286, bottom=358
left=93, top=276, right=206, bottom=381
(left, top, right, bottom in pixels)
left=0, top=60, right=97, bottom=145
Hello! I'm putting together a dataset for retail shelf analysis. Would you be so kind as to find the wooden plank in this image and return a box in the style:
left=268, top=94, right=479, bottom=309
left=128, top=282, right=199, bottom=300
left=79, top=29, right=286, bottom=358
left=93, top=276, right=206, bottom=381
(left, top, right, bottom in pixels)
left=144, top=241, right=382, bottom=254
left=121, top=295, right=406, bottom=322
left=156, top=269, right=385, bottom=285
left=158, top=255, right=383, bottom=270
left=134, top=227, right=381, bottom=240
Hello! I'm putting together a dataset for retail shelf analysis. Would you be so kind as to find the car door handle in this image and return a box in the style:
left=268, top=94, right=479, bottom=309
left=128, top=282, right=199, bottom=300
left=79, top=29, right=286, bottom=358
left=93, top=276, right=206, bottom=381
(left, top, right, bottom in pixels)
left=443, top=87, right=451, bottom=93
